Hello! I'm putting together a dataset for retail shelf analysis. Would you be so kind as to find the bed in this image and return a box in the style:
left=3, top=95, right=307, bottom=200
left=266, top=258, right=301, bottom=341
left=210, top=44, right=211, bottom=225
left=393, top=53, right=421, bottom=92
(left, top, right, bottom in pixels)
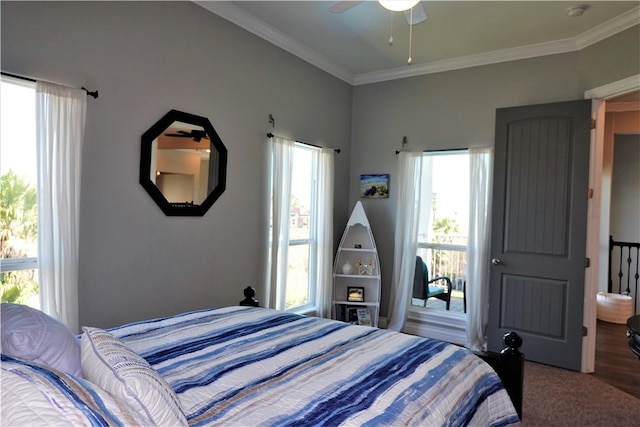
left=1, top=303, right=522, bottom=426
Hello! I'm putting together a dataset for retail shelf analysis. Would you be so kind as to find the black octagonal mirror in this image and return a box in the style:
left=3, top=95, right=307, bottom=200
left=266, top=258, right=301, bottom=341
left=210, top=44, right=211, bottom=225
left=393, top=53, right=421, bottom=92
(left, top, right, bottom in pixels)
left=140, top=110, right=227, bottom=216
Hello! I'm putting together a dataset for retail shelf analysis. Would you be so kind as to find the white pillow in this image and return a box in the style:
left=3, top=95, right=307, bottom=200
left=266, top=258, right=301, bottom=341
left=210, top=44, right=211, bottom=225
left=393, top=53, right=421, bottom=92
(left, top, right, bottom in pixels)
left=1, top=354, right=152, bottom=426
left=81, top=327, right=188, bottom=426
left=0, top=303, right=82, bottom=377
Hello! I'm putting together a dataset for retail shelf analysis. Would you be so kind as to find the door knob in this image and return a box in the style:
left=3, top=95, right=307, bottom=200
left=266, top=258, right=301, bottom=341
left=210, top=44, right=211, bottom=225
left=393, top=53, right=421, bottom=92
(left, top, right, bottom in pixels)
left=492, top=258, right=502, bottom=265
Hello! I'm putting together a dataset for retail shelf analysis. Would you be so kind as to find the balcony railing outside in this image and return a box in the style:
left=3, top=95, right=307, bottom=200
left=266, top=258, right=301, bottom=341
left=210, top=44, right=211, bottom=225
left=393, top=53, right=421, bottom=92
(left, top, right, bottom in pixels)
left=418, top=233, right=467, bottom=290
left=415, top=237, right=467, bottom=312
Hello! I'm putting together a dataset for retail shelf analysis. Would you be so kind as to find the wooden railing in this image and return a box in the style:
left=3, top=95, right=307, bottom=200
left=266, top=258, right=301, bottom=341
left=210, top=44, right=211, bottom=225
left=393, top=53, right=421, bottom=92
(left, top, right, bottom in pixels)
left=608, top=236, right=640, bottom=315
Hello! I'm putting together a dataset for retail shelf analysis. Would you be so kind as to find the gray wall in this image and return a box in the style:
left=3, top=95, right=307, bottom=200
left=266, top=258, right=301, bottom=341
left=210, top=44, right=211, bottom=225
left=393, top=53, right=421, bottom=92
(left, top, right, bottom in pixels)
left=351, top=27, right=639, bottom=317
left=1, top=1, right=353, bottom=328
left=2, top=1, right=638, bottom=325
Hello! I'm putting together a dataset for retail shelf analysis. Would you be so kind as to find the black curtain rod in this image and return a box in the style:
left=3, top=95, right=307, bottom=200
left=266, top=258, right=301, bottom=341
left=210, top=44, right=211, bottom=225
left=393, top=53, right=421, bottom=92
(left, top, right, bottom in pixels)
left=395, top=147, right=468, bottom=155
left=267, top=132, right=341, bottom=154
left=1, top=71, right=99, bottom=99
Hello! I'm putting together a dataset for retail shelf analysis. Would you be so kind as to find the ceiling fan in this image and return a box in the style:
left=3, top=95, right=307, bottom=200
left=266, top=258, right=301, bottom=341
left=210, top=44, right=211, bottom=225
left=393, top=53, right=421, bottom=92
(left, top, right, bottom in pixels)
left=330, top=1, right=427, bottom=26
left=164, top=129, right=209, bottom=142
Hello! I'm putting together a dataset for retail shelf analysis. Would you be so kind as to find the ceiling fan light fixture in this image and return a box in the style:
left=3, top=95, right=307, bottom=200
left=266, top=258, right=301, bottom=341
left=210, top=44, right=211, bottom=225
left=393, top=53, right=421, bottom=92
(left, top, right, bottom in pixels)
left=567, top=5, right=588, bottom=17
left=379, top=0, right=420, bottom=12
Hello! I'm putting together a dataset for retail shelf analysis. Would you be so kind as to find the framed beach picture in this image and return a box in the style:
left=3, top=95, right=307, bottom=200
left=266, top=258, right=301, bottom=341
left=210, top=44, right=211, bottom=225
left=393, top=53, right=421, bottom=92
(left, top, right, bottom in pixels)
left=360, top=174, right=389, bottom=198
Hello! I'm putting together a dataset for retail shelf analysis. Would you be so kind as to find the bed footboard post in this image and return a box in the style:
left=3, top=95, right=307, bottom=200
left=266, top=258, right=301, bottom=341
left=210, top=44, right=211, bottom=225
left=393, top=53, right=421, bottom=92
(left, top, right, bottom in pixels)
left=471, top=332, right=524, bottom=420
left=499, top=332, right=524, bottom=420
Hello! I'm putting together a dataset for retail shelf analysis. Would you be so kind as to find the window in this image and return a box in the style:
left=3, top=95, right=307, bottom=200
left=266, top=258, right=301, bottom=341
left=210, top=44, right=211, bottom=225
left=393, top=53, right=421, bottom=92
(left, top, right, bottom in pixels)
left=1, top=77, right=39, bottom=308
left=413, top=151, right=469, bottom=312
left=285, top=144, right=318, bottom=310
left=267, top=136, right=334, bottom=316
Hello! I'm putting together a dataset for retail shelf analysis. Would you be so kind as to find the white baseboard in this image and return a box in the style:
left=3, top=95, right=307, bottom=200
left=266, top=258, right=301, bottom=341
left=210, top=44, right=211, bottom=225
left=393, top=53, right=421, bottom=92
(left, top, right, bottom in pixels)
left=378, top=311, right=467, bottom=346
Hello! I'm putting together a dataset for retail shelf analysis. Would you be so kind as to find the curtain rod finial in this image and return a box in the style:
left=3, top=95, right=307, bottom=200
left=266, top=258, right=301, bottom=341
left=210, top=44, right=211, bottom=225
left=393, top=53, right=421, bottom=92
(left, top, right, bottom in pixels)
left=81, top=87, right=98, bottom=98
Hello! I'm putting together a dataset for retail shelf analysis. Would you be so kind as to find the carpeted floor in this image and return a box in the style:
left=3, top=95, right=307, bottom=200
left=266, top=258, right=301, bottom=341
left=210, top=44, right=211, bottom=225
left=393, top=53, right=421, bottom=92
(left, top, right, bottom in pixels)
left=522, top=361, right=640, bottom=426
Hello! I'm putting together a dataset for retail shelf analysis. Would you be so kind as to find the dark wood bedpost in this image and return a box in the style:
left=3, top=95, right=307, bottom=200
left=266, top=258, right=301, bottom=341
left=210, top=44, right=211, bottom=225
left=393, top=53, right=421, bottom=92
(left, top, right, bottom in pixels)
left=498, top=332, right=524, bottom=420
left=239, top=286, right=260, bottom=307
left=472, top=332, right=524, bottom=420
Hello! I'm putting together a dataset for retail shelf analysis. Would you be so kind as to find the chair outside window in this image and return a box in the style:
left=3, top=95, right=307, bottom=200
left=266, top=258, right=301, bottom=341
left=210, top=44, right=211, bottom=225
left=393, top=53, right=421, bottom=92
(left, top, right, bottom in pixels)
left=412, top=255, right=453, bottom=310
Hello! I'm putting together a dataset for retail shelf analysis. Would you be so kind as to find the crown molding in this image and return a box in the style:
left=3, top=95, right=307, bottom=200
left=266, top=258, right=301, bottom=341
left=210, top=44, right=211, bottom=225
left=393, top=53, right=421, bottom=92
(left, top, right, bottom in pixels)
left=353, top=38, right=578, bottom=85
left=195, top=2, right=639, bottom=87
left=194, top=1, right=355, bottom=84
left=356, top=6, right=640, bottom=85
left=573, top=6, right=640, bottom=50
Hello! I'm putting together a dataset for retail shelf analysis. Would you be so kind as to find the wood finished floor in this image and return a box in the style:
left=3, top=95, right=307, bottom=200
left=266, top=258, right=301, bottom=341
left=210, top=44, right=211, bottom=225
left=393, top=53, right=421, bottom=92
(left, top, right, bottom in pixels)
left=592, top=319, right=640, bottom=399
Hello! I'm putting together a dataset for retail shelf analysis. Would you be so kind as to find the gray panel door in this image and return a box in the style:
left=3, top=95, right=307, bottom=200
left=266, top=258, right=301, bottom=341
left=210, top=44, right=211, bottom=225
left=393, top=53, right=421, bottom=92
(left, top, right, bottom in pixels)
left=487, top=99, right=592, bottom=371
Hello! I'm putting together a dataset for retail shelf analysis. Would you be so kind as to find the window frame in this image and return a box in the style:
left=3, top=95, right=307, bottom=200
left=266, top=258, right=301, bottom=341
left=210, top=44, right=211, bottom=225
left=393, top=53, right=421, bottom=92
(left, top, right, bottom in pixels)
left=0, top=257, right=38, bottom=272
left=408, top=149, right=470, bottom=342
left=281, top=142, right=321, bottom=314
left=0, top=76, right=39, bottom=306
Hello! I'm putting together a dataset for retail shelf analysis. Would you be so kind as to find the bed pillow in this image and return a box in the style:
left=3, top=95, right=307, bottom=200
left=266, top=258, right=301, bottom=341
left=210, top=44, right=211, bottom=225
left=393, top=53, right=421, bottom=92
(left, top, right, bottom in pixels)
left=0, top=303, right=82, bottom=377
left=1, top=354, right=151, bottom=426
left=81, top=326, right=188, bottom=426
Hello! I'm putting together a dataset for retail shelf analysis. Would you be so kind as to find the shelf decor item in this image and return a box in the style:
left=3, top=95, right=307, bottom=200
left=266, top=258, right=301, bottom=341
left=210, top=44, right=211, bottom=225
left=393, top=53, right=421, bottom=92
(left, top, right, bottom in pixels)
left=347, top=287, right=365, bottom=302
left=341, top=260, right=354, bottom=275
left=356, top=308, right=372, bottom=326
left=356, top=258, right=375, bottom=275
left=332, top=201, right=380, bottom=327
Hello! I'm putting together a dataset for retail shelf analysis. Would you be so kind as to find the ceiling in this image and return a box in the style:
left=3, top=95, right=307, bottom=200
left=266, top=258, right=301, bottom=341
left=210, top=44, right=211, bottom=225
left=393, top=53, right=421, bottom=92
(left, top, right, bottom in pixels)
left=195, top=1, right=639, bottom=86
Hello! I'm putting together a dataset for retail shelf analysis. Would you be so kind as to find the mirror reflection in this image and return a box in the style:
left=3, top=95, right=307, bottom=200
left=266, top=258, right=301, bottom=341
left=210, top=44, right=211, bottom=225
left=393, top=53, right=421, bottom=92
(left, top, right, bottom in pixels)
left=140, top=110, right=227, bottom=216
left=150, top=121, right=219, bottom=206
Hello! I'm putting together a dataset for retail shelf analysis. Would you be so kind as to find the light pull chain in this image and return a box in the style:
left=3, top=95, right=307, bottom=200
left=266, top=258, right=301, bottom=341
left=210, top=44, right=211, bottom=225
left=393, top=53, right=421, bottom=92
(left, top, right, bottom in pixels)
left=388, top=12, right=394, bottom=45
left=408, top=7, right=413, bottom=65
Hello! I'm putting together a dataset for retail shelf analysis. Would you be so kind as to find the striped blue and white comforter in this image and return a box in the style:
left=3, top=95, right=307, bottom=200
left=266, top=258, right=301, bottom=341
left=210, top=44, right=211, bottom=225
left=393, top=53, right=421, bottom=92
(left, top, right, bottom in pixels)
left=111, top=306, right=520, bottom=426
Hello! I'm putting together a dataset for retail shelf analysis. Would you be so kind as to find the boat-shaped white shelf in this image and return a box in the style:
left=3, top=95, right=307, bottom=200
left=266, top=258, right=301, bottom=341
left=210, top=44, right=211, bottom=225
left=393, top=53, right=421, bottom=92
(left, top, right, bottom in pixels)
left=332, top=201, right=380, bottom=327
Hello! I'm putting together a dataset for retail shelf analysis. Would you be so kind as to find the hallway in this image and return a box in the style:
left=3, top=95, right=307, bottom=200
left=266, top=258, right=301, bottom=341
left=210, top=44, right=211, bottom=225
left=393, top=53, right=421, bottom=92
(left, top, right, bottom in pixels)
left=591, top=319, right=640, bottom=399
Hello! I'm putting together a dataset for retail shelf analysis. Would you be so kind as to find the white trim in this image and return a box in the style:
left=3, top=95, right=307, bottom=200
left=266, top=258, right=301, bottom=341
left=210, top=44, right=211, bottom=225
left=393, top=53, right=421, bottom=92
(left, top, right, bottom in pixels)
left=0, top=257, right=38, bottom=272
left=193, top=0, right=355, bottom=84
left=354, top=38, right=578, bottom=85
left=582, top=75, right=640, bottom=373
left=419, top=242, right=467, bottom=252
left=585, top=74, right=640, bottom=100
left=402, top=308, right=467, bottom=346
left=573, top=7, right=640, bottom=50
left=194, top=2, right=639, bottom=86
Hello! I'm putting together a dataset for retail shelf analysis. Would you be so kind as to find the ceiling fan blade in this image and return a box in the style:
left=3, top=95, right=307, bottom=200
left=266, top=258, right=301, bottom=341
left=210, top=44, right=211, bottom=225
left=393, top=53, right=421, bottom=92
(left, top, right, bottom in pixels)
left=404, top=3, right=427, bottom=25
left=191, top=130, right=209, bottom=138
left=329, top=1, right=362, bottom=14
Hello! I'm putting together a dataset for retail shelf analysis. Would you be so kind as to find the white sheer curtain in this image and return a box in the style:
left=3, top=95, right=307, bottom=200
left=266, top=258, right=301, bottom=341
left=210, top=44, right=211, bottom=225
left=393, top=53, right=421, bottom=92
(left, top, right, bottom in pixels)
left=386, top=151, right=423, bottom=331
left=265, top=136, right=294, bottom=309
left=316, top=148, right=334, bottom=318
left=465, top=147, right=494, bottom=351
left=36, top=81, right=87, bottom=334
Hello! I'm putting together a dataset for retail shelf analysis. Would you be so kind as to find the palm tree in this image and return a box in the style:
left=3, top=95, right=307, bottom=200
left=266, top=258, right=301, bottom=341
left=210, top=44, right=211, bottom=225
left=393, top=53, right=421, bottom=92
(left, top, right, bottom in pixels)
left=1, top=170, right=38, bottom=303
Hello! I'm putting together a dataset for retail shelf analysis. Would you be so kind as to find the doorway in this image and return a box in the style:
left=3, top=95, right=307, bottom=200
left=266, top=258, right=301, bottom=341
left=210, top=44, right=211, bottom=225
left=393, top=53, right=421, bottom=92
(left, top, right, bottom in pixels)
left=583, top=75, right=640, bottom=372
